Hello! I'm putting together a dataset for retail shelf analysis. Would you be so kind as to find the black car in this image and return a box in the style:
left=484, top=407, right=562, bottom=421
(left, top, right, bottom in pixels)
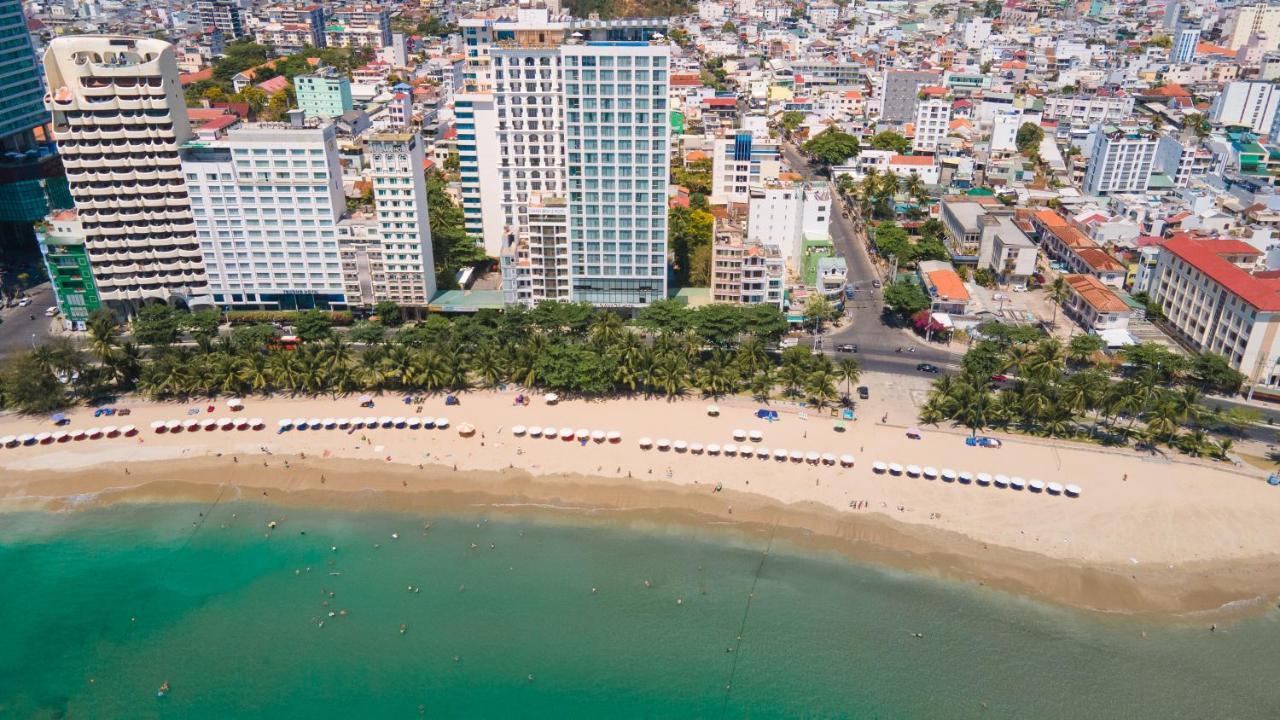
left=916, top=363, right=940, bottom=374
left=835, top=343, right=857, bottom=353
left=857, top=386, right=870, bottom=400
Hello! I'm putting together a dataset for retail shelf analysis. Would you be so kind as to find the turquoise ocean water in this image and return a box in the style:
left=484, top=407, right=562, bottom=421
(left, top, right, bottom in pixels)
left=1, top=499, right=1278, bottom=719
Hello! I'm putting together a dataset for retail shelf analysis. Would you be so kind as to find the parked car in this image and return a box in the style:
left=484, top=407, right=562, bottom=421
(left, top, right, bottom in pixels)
left=835, top=343, right=857, bottom=353
left=857, top=386, right=870, bottom=400
left=779, top=337, right=799, bottom=349
left=872, top=279, right=882, bottom=289
left=44, top=306, right=59, bottom=317
left=17, top=297, right=31, bottom=307
left=916, top=363, right=940, bottom=374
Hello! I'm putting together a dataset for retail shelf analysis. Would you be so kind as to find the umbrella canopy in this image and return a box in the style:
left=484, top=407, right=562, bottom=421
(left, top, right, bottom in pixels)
left=905, top=465, right=922, bottom=476
left=103, top=426, right=119, bottom=436
left=1, top=435, right=17, bottom=447
left=1047, top=481, right=1064, bottom=495
left=226, top=398, right=244, bottom=407
left=806, top=451, right=820, bottom=462
left=1064, top=484, right=1082, bottom=497
left=165, top=420, right=180, bottom=430
left=359, top=394, right=373, bottom=403
left=544, top=392, right=559, bottom=403
left=871, top=460, right=886, bottom=471
left=403, top=417, right=419, bottom=428
left=738, top=444, right=754, bottom=457
left=721, top=443, right=737, bottom=456
left=656, top=438, right=671, bottom=449
left=706, top=443, right=721, bottom=454
left=121, top=425, right=137, bottom=436
left=706, top=405, right=720, bottom=416
left=421, top=417, right=436, bottom=428
left=888, top=463, right=903, bottom=475
left=1009, top=476, right=1026, bottom=490
left=590, top=430, right=606, bottom=441
left=392, top=417, right=407, bottom=427
left=512, top=425, right=527, bottom=436
left=71, top=429, right=86, bottom=440
left=435, top=418, right=450, bottom=429
left=458, top=422, right=477, bottom=436
left=606, top=430, right=622, bottom=442
left=673, top=440, right=688, bottom=451
left=637, top=436, right=652, bottom=448
left=993, top=474, right=1010, bottom=488
left=202, top=418, right=218, bottom=430
left=19, top=433, right=36, bottom=444
left=51, top=430, right=68, bottom=442
left=35, top=432, right=52, bottom=443
left=182, top=419, right=200, bottom=430
left=844, top=455, right=859, bottom=467
left=51, top=412, right=68, bottom=423
left=528, top=426, right=543, bottom=437
left=941, top=469, right=957, bottom=482
left=1028, top=478, right=1044, bottom=492
left=559, top=427, right=576, bottom=440
left=576, top=428, right=591, bottom=440
left=150, top=420, right=166, bottom=431
left=378, top=416, right=393, bottom=426
left=250, top=418, right=264, bottom=428
left=748, top=430, right=764, bottom=442
left=750, top=446, right=766, bottom=458
left=278, top=419, right=293, bottom=428
left=543, top=426, right=558, bottom=438
left=922, top=466, right=938, bottom=479
left=822, top=453, right=836, bottom=465
left=87, top=427, right=103, bottom=437
left=690, top=442, right=704, bottom=454
left=789, top=450, right=803, bottom=461
left=975, top=472, right=992, bottom=486
left=731, top=429, right=746, bottom=440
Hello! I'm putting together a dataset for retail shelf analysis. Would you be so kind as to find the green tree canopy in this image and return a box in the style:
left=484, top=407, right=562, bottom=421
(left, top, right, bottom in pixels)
left=802, top=128, right=861, bottom=165
left=868, top=130, right=911, bottom=153
left=1015, top=122, right=1045, bottom=155
left=883, top=280, right=930, bottom=317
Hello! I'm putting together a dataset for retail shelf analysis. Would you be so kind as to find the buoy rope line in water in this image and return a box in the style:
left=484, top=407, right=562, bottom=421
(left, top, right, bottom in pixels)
left=176, top=484, right=228, bottom=551
left=721, top=520, right=778, bottom=717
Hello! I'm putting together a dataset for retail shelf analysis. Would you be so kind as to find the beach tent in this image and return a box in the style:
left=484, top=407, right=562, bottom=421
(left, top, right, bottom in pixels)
left=755, top=409, right=779, bottom=421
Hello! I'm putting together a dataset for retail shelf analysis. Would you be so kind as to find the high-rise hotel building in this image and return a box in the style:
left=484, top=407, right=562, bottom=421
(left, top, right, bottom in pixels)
left=44, top=37, right=210, bottom=315
left=461, top=8, right=671, bottom=307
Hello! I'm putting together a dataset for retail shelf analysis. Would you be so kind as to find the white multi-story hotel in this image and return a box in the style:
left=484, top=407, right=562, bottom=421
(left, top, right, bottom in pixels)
left=367, top=131, right=436, bottom=306
left=44, top=36, right=211, bottom=316
left=1151, top=236, right=1280, bottom=388
left=1040, top=93, right=1135, bottom=126
left=180, top=117, right=346, bottom=310
left=912, top=98, right=951, bottom=153
left=746, top=181, right=831, bottom=266
left=710, top=132, right=781, bottom=205
left=1082, top=125, right=1159, bottom=196
left=1208, top=81, right=1280, bottom=136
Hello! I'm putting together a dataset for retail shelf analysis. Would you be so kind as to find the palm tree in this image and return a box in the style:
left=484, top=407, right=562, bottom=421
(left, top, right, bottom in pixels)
left=778, top=362, right=807, bottom=398
left=1027, top=338, right=1065, bottom=380
left=836, top=357, right=861, bottom=398
left=588, top=311, right=625, bottom=348
left=696, top=351, right=739, bottom=398
left=749, top=368, right=774, bottom=401
left=472, top=345, right=507, bottom=388
left=645, top=355, right=689, bottom=398
left=903, top=173, right=926, bottom=205
left=734, top=338, right=770, bottom=378
left=86, top=311, right=119, bottom=364
left=955, top=382, right=995, bottom=437
left=805, top=369, right=839, bottom=408
left=1046, top=276, right=1070, bottom=327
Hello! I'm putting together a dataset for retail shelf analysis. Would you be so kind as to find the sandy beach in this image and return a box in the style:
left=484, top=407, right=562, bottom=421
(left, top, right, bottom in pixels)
left=2, top=390, right=1279, bottom=616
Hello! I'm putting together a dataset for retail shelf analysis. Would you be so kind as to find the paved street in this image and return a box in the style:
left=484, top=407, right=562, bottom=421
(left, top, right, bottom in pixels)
left=0, top=283, right=57, bottom=357
left=780, top=142, right=961, bottom=376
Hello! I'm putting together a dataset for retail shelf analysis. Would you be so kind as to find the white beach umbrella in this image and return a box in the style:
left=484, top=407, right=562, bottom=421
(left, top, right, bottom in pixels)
left=277, top=419, right=293, bottom=430
left=121, top=425, right=138, bottom=437
left=165, top=420, right=181, bottom=432
left=720, top=443, right=737, bottom=456
left=457, top=422, right=477, bottom=437
left=706, top=443, right=721, bottom=455
left=250, top=418, right=264, bottom=429
left=673, top=440, right=688, bottom=452
left=940, top=469, right=956, bottom=482
left=637, top=436, right=652, bottom=448
left=294, top=417, right=311, bottom=429
left=35, top=432, right=52, bottom=444
left=773, top=448, right=787, bottom=460
left=543, top=426, right=559, bottom=438
left=337, top=418, right=351, bottom=428
left=393, top=417, right=407, bottom=427
left=805, top=451, right=820, bottom=463
left=656, top=438, right=671, bottom=450
left=993, top=474, right=1010, bottom=488
left=322, top=418, right=336, bottom=428
left=821, top=452, right=836, bottom=465
left=743, top=445, right=760, bottom=458
left=19, top=433, right=36, bottom=445
left=378, top=416, right=393, bottom=427
left=233, top=417, right=249, bottom=429
left=871, top=460, right=886, bottom=472
left=576, top=428, right=591, bottom=441
left=544, top=392, right=559, bottom=404
left=1047, top=482, right=1064, bottom=495
left=512, top=425, right=527, bottom=436
left=732, top=429, right=747, bottom=440
left=182, top=419, right=200, bottom=431
left=591, top=430, right=606, bottom=442
left=1028, top=479, right=1045, bottom=493
left=956, top=471, right=972, bottom=484
left=922, top=466, right=938, bottom=479
left=975, top=472, right=992, bottom=486
left=706, top=404, right=720, bottom=416
left=789, top=450, right=804, bottom=462
left=559, top=426, right=576, bottom=439
left=905, top=464, right=921, bottom=477
left=226, top=398, right=243, bottom=408
left=86, top=427, right=103, bottom=438
left=748, top=430, right=764, bottom=442
left=221, top=417, right=238, bottom=429
left=606, top=430, right=622, bottom=443
left=421, top=417, right=435, bottom=428
left=103, top=425, right=119, bottom=437
left=52, top=430, right=69, bottom=442
left=738, top=444, right=754, bottom=457
left=1064, top=484, right=1082, bottom=498
left=71, top=429, right=86, bottom=441
left=435, top=418, right=450, bottom=429
left=529, top=426, right=543, bottom=437
left=1010, top=476, right=1026, bottom=491
left=888, top=463, right=903, bottom=475
left=150, top=420, right=166, bottom=432
left=0, top=435, right=15, bottom=447
left=690, top=442, right=704, bottom=454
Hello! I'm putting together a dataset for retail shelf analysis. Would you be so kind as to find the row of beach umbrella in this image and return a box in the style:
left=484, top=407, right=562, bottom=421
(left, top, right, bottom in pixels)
left=277, top=416, right=452, bottom=431
left=151, top=417, right=265, bottom=433
left=730, top=429, right=765, bottom=442
left=2, top=425, right=139, bottom=447
left=511, top=426, right=622, bottom=443
left=638, top=437, right=855, bottom=466
left=869, top=461, right=1080, bottom=497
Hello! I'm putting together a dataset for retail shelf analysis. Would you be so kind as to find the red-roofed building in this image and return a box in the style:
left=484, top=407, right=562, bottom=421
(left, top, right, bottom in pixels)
left=1063, top=274, right=1131, bottom=334
left=1151, top=237, right=1280, bottom=386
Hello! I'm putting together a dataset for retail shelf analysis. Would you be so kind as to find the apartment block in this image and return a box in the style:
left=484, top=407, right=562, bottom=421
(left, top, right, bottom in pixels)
left=710, top=238, right=784, bottom=308
left=325, top=4, right=392, bottom=50
left=296, top=68, right=354, bottom=120
left=1208, top=81, right=1280, bottom=136
left=711, top=132, right=781, bottom=205
left=913, top=98, right=951, bottom=153
left=366, top=131, right=436, bottom=305
left=746, top=181, right=830, bottom=266
left=1082, top=125, right=1158, bottom=195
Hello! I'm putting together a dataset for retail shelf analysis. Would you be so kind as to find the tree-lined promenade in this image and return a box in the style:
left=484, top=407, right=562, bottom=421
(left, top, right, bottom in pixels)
left=0, top=301, right=860, bottom=415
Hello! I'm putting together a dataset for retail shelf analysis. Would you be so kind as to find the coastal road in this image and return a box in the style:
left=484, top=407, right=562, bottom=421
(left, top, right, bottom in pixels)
left=780, top=143, right=960, bottom=375
left=0, top=283, right=56, bottom=357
